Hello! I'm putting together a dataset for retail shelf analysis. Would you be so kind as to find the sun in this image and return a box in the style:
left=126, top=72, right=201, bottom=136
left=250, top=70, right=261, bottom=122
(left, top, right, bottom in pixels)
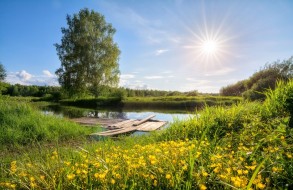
left=201, top=40, right=219, bottom=55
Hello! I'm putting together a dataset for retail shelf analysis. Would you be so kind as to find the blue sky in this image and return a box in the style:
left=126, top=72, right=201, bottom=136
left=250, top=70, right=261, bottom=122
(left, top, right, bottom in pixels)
left=1, top=0, right=293, bottom=92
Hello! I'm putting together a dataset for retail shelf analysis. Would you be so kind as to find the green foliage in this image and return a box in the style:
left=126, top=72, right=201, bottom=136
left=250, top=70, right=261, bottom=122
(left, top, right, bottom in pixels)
left=123, top=88, right=200, bottom=97
left=220, top=56, right=293, bottom=100
left=55, top=8, right=120, bottom=97
left=264, top=80, right=293, bottom=127
left=0, top=82, right=9, bottom=95
left=0, top=83, right=62, bottom=101
left=59, top=97, right=122, bottom=108
left=0, top=63, right=6, bottom=81
left=220, top=80, right=247, bottom=96
left=0, top=97, right=93, bottom=148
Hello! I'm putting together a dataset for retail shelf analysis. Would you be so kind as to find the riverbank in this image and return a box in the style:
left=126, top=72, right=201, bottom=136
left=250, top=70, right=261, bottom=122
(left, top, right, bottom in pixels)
left=58, top=95, right=242, bottom=110
left=0, top=97, right=96, bottom=152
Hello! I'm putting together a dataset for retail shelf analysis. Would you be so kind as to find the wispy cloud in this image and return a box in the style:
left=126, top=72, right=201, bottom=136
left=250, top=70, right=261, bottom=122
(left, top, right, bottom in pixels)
left=144, top=76, right=163, bottom=79
left=100, top=1, right=170, bottom=44
left=155, top=49, right=169, bottom=56
left=120, top=74, right=135, bottom=79
left=179, top=82, right=218, bottom=93
left=204, top=67, right=235, bottom=76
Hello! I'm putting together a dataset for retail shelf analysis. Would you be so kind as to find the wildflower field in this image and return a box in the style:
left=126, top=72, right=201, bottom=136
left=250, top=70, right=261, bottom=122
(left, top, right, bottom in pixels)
left=1, top=81, right=293, bottom=189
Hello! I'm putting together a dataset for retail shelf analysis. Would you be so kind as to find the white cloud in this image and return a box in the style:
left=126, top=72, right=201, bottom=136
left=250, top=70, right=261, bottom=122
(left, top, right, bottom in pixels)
left=119, top=76, right=148, bottom=90
left=42, top=70, right=54, bottom=77
left=144, top=76, right=163, bottom=79
left=179, top=82, right=219, bottom=93
left=155, top=49, right=169, bottom=56
left=6, top=70, right=59, bottom=86
left=16, top=70, right=32, bottom=81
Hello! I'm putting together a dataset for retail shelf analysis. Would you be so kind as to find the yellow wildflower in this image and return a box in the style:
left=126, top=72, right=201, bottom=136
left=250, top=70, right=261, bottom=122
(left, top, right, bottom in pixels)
left=67, top=174, right=75, bottom=180
left=10, top=161, right=17, bottom=174
left=202, top=171, right=209, bottom=177
left=115, top=173, right=121, bottom=179
left=30, top=177, right=35, bottom=182
left=257, top=183, right=266, bottom=189
left=153, top=180, right=158, bottom=186
left=10, top=184, right=16, bottom=189
left=166, top=174, right=171, bottom=179
left=237, top=169, right=243, bottom=175
left=199, top=184, right=207, bottom=190
left=30, top=182, right=37, bottom=188
left=213, top=167, right=220, bottom=173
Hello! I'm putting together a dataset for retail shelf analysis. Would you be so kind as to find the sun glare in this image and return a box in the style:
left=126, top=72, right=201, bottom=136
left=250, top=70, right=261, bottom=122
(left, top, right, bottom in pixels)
left=201, top=40, right=218, bottom=55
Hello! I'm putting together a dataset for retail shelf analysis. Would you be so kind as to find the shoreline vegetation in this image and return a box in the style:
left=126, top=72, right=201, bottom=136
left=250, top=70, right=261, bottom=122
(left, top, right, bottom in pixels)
left=58, top=95, right=242, bottom=111
left=0, top=80, right=292, bottom=189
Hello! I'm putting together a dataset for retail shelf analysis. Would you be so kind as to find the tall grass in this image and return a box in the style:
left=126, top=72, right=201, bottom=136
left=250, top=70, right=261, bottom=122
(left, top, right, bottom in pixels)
left=1, top=81, right=293, bottom=189
left=0, top=97, right=94, bottom=149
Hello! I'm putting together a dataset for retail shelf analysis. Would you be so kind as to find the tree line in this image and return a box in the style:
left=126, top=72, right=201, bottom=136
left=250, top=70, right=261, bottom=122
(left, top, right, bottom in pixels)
left=0, top=82, right=61, bottom=98
left=220, top=56, right=293, bottom=100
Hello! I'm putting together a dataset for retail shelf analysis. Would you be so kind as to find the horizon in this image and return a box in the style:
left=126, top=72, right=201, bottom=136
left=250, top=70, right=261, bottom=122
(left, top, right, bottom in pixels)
left=1, top=0, right=293, bottom=93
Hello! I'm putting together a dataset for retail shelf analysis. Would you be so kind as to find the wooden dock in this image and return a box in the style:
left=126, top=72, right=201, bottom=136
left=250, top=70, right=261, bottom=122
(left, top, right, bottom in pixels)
left=71, top=117, right=125, bottom=127
left=73, top=114, right=167, bottom=136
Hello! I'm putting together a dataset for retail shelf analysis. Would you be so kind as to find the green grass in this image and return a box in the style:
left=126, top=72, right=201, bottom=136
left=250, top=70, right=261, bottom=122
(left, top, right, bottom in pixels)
left=0, top=96, right=95, bottom=150
left=0, top=81, right=292, bottom=189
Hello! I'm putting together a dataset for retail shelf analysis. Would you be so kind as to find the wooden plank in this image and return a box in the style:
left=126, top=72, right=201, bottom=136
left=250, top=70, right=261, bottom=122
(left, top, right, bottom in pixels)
left=109, top=119, right=136, bottom=128
left=97, top=126, right=140, bottom=136
left=107, top=119, right=135, bottom=129
left=132, top=115, right=156, bottom=126
left=70, top=117, right=125, bottom=127
left=96, top=122, right=137, bottom=135
left=96, top=126, right=131, bottom=135
left=136, top=122, right=153, bottom=130
left=138, top=121, right=167, bottom=132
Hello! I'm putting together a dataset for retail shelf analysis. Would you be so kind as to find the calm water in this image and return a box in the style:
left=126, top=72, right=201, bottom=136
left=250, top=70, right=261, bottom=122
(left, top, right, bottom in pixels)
left=36, top=104, right=195, bottom=136
left=39, top=104, right=194, bottom=123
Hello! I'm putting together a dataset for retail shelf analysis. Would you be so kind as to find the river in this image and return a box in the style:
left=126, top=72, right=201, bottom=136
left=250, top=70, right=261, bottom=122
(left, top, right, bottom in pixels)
left=38, top=103, right=194, bottom=125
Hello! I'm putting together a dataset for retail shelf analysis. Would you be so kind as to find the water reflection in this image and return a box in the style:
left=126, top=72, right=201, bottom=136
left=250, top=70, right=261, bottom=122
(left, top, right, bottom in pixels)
left=40, top=104, right=193, bottom=123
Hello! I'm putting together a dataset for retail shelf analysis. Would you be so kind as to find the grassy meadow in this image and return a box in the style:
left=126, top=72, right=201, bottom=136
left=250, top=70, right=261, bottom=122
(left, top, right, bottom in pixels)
left=0, top=81, right=293, bottom=189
